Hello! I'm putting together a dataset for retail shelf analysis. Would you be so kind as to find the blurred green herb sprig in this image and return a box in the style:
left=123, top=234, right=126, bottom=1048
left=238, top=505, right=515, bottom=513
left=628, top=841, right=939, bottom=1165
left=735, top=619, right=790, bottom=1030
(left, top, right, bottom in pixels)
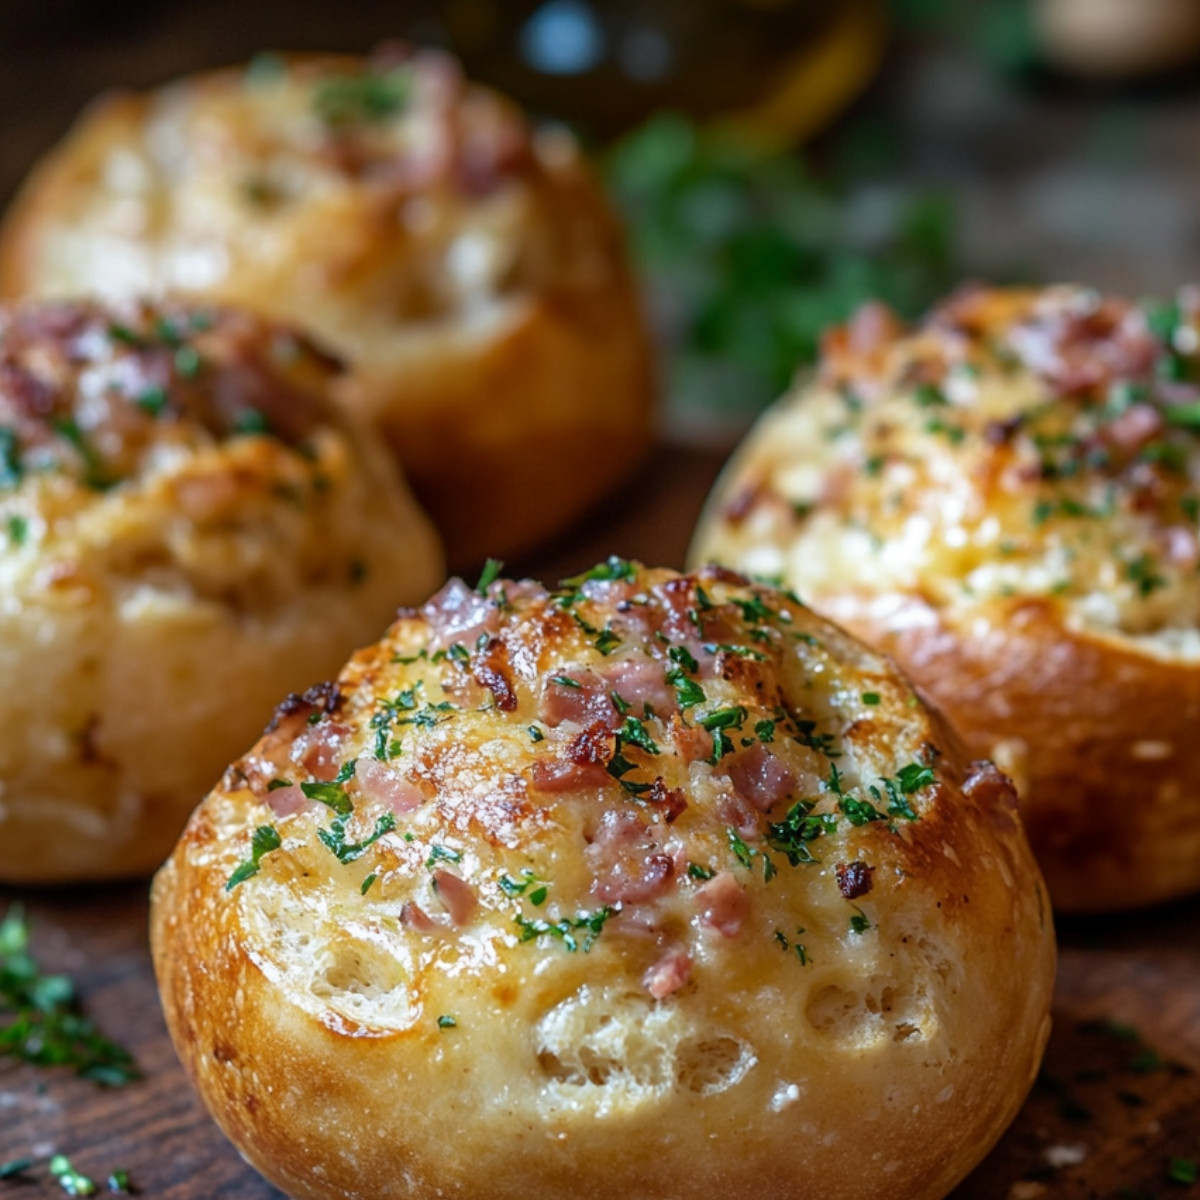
left=0, top=906, right=138, bottom=1086
left=605, top=113, right=957, bottom=435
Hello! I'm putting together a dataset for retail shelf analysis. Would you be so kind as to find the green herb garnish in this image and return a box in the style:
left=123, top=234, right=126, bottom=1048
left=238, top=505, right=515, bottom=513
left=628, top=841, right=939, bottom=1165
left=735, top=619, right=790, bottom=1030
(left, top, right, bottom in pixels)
left=514, top=907, right=614, bottom=953
left=0, top=907, right=137, bottom=1085
left=226, top=825, right=283, bottom=890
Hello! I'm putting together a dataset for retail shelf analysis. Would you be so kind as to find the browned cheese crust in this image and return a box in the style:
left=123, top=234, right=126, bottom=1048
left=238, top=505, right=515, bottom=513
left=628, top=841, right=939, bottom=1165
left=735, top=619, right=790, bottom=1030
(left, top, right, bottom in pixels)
left=0, top=48, right=656, bottom=565
left=692, top=285, right=1200, bottom=911
left=151, top=562, right=1053, bottom=1200
left=0, top=298, right=442, bottom=882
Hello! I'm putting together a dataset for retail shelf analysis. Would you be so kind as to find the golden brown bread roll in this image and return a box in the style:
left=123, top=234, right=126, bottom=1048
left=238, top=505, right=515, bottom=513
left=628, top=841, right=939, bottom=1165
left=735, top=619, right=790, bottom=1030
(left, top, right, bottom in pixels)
left=0, top=47, right=656, bottom=565
left=0, top=297, right=441, bottom=882
left=151, top=561, right=1053, bottom=1200
left=692, top=283, right=1200, bottom=912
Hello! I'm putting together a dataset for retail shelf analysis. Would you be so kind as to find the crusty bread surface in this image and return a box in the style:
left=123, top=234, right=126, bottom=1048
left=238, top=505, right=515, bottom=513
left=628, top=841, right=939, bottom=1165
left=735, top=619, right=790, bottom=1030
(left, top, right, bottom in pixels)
left=0, top=298, right=442, bottom=882
left=0, top=48, right=655, bottom=565
left=151, top=562, right=1054, bottom=1200
left=692, top=284, right=1200, bottom=911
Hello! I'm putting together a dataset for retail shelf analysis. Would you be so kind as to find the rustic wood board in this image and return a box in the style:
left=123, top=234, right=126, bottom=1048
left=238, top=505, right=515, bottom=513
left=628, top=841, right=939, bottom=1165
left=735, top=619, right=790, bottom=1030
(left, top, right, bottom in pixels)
left=2, top=445, right=1199, bottom=1199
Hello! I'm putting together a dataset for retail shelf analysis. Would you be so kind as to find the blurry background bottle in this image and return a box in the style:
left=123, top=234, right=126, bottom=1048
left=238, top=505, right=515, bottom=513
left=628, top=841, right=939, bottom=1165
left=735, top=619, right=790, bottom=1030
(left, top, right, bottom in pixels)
left=402, top=0, right=886, bottom=143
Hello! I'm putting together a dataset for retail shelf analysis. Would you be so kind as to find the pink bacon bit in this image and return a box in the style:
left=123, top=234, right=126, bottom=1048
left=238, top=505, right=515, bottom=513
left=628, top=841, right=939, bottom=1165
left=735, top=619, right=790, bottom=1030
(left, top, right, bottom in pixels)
left=585, top=810, right=675, bottom=906
left=355, top=757, right=424, bottom=814
left=643, top=947, right=692, bottom=1000
left=724, top=744, right=795, bottom=813
left=538, top=669, right=616, bottom=729
left=695, top=871, right=750, bottom=938
left=600, top=655, right=677, bottom=718
left=433, top=870, right=478, bottom=926
left=265, top=784, right=309, bottom=818
left=423, top=577, right=500, bottom=653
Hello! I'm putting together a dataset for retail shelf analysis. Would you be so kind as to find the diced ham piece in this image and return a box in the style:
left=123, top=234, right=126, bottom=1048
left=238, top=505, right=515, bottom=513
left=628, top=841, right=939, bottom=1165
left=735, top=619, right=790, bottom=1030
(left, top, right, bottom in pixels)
left=530, top=756, right=611, bottom=793
left=669, top=716, right=713, bottom=765
left=643, top=947, right=692, bottom=1000
left=1162, top=525, right=1200, bottom=568
left=423, top=577, right=500, bottom=653
left=695, top=871, right=750, bottom=938
left=401, top=901, right=441, bottom=934
left=585, top=809, right=675, bottom=905
left=266, top=784, right=309, bottom=818
left=718, top=789, right=761, bottom=839
left=290, top=721, right=351, bottom=781
left=1006, top=294, right=1159, bottom=396
left=1103, top=403, right=1164, bottom=455
left=600, top=656, right=676, bottom=717
left=724, top=744, right=795, bottom=813
left=538, top=669, right=615, bottom=728
left=433, top=870, right=477, bottom=926
left=355, top=757, right=425, bottom=814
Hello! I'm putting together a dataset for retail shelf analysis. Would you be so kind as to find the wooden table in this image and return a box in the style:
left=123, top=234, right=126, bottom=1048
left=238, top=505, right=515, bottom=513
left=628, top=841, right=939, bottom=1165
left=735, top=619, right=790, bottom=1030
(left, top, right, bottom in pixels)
left=2, top=445, right=1199, bottom=1199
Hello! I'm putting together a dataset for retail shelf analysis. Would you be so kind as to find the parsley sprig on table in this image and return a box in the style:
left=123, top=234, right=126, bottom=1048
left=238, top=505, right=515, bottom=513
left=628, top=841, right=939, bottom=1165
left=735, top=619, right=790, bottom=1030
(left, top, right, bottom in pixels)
left=606, top=114, right=957, bottom=430
left=0, top=907, right=138, bottom=1086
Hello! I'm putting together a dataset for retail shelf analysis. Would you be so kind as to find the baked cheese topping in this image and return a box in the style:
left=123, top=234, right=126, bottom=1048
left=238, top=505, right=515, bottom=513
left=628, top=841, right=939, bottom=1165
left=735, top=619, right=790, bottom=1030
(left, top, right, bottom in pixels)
left=214, top=562, right=993, bottom=1034
left=0, top=299, right=374, bottom=613
left=701, top=286, right=1200, bottom=650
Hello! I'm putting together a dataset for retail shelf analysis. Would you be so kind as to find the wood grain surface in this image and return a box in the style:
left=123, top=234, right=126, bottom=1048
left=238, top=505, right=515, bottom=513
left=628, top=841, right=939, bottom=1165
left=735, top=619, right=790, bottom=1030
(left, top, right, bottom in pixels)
left=2, top=445, right=1199, bottom=1200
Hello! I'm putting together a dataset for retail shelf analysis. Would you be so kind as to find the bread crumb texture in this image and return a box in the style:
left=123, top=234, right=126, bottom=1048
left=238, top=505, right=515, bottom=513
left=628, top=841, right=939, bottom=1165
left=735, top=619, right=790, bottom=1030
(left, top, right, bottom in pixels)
left=0, top=298, right=441, bottom=881
left=152, top=561, right=1054, bottom=1200
left=692, top=285, right=1200, bottom=911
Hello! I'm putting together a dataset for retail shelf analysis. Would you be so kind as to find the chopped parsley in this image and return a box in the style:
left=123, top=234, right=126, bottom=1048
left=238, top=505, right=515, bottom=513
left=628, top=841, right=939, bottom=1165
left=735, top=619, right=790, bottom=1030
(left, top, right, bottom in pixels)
left=233, top=408, right=270, bottom=435
left=686, top=862, right=714, bottom=880
left=314, top=68, right=411, bottom=126
left=528, top=724, right=545, bottom=743
left=849, top=909, right=872, bottom=935
left=498, top=870, right=547, bottom=905
left=1168, top=1157, right=1198, bottom=1185
left=726, top=827, right=776, bottom=881
left=861, top=692, right=881, bottom=706
left=1126, top=554, right=1167, bottom=598
left=765, top=801, right=835, bottom=865
left=49, top=1154, right=97, bottom=1196
left=475, top=557, right=503, bottom=594
left=839, top=795, right=886, bottom=826
left=665, top=666, right=706, bottom=709
left=173, top=344, right=202, bottom=379
left=0, top=907, right=138, bottom=1085
left=320, top=813, right=396, bottom=864
left=700, top=705, right=747, bottom=762
left=426, top=844, right=463, bottom=868
left=514, top=907, right=615, bottom=953
left=6, top=513, right=28, bottom=545
left=773, top=927, right=811, bottom=965
left=437, top=1015, right=457, bottom=1030
left=300, top=780, right=353, bottom=816
left=134, top=386, right=168, bottom=417
left=754, top=718, right=776, bottom=743
left=226, top=824, right=283, bottom=889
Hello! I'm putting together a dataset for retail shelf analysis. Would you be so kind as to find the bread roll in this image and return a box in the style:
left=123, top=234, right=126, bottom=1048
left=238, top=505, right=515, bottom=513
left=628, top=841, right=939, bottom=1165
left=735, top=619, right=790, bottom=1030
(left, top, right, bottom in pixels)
left=692, top=284, right=1200, bottom=911
left=151, top=561, right=1053, bottom=1200
left=0, top=297, right=441, bottom=882
left=0, top=47, right=656, bottom=565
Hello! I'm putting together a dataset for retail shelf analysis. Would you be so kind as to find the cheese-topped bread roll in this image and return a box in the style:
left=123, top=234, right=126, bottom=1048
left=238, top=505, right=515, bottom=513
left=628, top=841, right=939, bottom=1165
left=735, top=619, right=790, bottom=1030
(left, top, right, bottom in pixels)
left=0, top=298, right=441, bottom=883
left=0, top=48, right=655, bottom=566
left=693, top=284, right=1200, bottom=911
left=151, top=562, right=1053, bottom=1200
